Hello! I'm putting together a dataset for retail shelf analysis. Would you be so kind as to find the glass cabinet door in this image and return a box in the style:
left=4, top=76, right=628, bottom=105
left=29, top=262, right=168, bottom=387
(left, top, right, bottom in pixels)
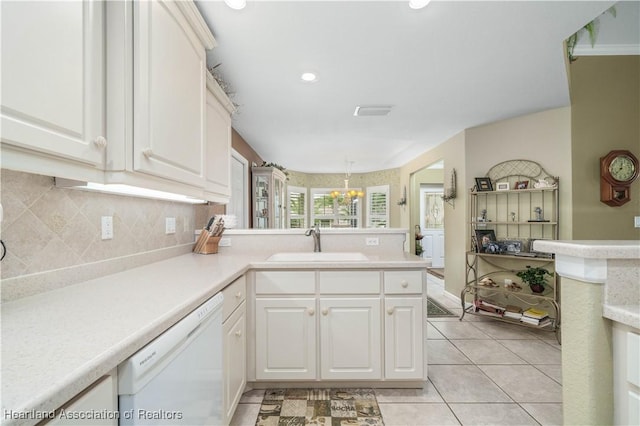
left=254, top=174, right=269, bottom=229
left=252, top=166, right=287, bottom=229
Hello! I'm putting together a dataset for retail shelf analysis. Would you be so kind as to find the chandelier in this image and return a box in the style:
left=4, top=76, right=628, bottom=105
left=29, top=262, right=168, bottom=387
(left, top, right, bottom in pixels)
left=330, top=161, right=364, bottom=201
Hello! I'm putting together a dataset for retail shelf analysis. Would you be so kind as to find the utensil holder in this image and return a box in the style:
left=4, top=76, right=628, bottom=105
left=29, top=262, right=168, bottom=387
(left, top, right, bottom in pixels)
left=193, top=232, right=222, bottom=254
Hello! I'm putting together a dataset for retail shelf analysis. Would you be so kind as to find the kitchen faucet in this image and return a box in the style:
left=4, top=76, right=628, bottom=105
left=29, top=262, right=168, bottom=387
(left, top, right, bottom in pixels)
left=305, top=224, right=321, bottom=252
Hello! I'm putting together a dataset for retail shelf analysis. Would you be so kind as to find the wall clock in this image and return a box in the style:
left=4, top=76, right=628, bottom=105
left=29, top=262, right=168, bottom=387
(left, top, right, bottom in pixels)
left=600, top=150, right=639, bottom=206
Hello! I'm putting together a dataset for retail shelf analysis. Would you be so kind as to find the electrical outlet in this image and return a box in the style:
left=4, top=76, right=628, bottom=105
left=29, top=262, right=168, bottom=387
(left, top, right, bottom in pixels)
left=366, top=237, right=379, bottom=246
left=219, top=237, right=231, bottom=247
left=166, top=217, right=176, bottom=234
left=101, top=216, right=113, bottom=240
left=635, top=216, right=640, bottom=228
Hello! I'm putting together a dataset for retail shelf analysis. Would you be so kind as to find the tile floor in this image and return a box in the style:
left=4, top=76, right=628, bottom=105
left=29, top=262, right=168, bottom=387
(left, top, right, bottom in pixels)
left=230, top=275, right=562, bottom=426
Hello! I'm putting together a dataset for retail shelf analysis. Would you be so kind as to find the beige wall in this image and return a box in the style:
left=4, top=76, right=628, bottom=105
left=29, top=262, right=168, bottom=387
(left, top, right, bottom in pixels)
left=288, top=168, right=402, bottom=227
left=570, top=55, right=640, bottom=240
left=466, top=107, right=573, bottom=240
left=401, top=131, right=467, bottom=297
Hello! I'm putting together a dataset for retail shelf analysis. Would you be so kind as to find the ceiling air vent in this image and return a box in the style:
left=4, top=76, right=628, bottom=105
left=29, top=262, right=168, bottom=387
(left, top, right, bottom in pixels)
left=353, top=105, right=393, bottom=117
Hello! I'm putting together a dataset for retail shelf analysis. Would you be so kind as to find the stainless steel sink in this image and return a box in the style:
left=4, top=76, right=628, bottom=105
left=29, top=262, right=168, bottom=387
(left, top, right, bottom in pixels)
left=267, top=252, right=369, bottom=262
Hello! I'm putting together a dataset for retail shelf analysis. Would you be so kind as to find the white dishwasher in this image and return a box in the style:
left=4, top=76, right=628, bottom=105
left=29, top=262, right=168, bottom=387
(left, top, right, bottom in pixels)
left=118, top=293, right=224, bottom=425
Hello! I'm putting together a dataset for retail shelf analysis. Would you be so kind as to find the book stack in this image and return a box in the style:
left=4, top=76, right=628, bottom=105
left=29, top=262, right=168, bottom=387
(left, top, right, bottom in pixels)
left=503, top=305, right=523, bottom=320
left=474, top=299, right=505, bottom=317
left=521, top=308, right=552, bottom=327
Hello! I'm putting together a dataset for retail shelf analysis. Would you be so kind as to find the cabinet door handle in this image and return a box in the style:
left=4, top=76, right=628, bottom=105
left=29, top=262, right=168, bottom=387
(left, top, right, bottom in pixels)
left=93, top=136, right=107, bottom=149
left=142, top=148, right=153, bottom=158
left=235, top=330, right=242, bottom=337
left=321, top=308, right=328, bottom=316
left=387, top=307, right=395, bottom=315
left=307, top=308, right=315, bottom=316
left=401, top=280, right=409, bottom=288
left=235, top=291, right=242, bottom=299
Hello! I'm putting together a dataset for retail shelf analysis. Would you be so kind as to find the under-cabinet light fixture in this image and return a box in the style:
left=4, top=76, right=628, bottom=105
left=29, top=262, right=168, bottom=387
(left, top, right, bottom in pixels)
left=224, top=0, right=246, bottom=10
left=55, top=179, right=208, bottom=204
left=409, top=0, right=431, bottom=10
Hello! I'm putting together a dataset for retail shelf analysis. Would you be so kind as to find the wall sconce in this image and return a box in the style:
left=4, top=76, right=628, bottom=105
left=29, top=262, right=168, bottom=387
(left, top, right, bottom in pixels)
left=441, top=168, right=457, bottom=206
left=397, top=185, right=407, bottom=206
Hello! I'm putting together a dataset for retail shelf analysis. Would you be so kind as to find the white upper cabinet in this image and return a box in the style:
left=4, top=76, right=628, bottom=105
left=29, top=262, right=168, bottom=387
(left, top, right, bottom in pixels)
left=1, top=1, right=105, bottom=169
left=205, top=74, right=234, bottom=202
left=131, top=0, right=211, bottom=187
left=105, top=0, right=233, bottom=200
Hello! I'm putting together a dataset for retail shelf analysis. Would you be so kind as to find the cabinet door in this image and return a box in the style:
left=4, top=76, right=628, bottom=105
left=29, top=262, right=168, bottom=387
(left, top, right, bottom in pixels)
left=255, top=298, right=316, bottom=380
left=133, top=0, right=206, bottom=187
left=384, top=297, right=424, bottom=379
left=319, top=298, right=381, bottom=380
left=1, top=1, right=105, bottom=166
left=45, top=375, right=116, bottom=425
left=223, top=302, right=246, bottom=425
left=205, top=86, right=231, bottom=201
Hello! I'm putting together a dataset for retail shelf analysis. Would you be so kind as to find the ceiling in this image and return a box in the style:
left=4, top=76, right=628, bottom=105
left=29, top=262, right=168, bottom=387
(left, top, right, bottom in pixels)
left=195, top=0, right=625, bottom=173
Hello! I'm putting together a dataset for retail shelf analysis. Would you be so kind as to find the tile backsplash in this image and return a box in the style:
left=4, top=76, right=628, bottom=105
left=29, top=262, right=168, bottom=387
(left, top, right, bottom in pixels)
left=1, top=170, right=197, bottom=281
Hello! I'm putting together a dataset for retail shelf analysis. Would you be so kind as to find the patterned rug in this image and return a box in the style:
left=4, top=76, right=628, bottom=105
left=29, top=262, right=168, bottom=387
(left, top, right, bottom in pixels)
left=255, top=388, right=384, bottom=425
left=427, top=298, right=456, bottom=317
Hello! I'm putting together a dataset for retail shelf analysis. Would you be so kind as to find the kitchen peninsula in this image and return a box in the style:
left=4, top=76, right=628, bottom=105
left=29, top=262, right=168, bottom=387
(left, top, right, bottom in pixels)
left=1, top=229, right=428, bottom=426
left=533, top=240, right=640, bottom=426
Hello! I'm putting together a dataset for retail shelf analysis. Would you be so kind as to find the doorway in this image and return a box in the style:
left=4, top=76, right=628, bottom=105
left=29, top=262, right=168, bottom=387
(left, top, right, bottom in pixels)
left=229, top=149, right=249, bottom=228
left=419, top=185, right=445, bottom=268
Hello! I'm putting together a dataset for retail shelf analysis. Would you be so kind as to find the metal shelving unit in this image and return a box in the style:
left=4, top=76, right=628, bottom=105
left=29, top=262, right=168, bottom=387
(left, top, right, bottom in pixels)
left=460, top=160, right=561, bottom=342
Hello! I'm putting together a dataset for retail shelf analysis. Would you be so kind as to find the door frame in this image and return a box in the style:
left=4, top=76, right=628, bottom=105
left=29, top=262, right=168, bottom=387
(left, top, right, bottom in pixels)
left=230, top=148, right=249, bottom=228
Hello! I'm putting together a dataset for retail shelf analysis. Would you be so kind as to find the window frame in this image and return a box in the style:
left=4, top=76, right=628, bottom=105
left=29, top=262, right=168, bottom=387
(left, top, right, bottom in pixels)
left=366, top=184, right=390, bottom=228
left=310, top=187, right=362, bottom=228
left=287, top=185, right=308, bottom=229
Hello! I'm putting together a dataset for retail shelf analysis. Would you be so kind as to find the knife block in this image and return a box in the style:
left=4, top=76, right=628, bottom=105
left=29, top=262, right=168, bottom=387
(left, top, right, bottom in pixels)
left=193, top=232, right=222, bottom=254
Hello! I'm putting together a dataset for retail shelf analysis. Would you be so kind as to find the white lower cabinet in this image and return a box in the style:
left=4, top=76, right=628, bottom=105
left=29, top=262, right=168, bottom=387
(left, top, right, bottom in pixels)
left=613, top=323, right=640, bottom=425
left=252, top=269, right=426, bottom=383
left=384, top=297, right=424, bottom=379
left=255, top=298, right=317, bottom=380
left=223, top=301, right=246, bottom=424
left=222, top=276, right=247, bottom=425
left=320, top=298, right=381, bottom=380
left=45, top=374, right=117, bottom=425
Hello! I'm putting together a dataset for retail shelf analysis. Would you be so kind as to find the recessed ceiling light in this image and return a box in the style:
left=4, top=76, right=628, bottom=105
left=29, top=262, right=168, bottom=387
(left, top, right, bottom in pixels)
left=301, top=72, right=318, bottom=83
left=409, top=0, right=431, bottom=10
left=224, top=0, right=246, bottom=10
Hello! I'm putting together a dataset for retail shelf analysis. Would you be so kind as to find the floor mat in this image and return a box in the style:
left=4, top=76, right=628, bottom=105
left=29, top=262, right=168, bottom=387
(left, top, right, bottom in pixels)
left=256, top=388, right=384, bottom=425
left=427, top=298, right=456, bottom=317
left=427, top=268, right=445, bottom=279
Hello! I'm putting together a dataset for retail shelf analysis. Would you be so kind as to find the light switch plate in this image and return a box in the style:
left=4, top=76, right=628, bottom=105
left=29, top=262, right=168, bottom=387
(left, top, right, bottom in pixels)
left=101, top=216, right=113, bottom=240
left=166, top=217, right=176, bottom=234
left=635, top=216, right=640, bottom=228
left=366, top=237, right=379, bottom=246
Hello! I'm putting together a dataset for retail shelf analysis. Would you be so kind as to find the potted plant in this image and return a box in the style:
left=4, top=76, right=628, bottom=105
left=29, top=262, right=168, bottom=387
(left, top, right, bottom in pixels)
left=516, top=266, right=552, bottom=294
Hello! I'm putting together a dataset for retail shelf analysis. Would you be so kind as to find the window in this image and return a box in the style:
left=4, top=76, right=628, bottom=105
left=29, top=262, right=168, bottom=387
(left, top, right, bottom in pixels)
left=287, top=186, right=307, bottom=228
left=366, top=185, right=389, bottom=228
left=310, top=188, right=361, bottom=228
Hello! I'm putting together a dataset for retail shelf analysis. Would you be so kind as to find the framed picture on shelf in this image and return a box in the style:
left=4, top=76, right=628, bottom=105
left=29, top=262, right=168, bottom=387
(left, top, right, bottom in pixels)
left=474, top=229, right=497, bottom=253
left=475, top=177, right=493, bottom=192
left=500, top=239, right=522, bottom=254
left=496, top=182, right=510, bottom=191
left=515, top=180, right=529, bottom=189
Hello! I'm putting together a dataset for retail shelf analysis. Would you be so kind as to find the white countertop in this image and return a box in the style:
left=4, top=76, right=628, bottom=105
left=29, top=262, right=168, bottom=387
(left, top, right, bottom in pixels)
left=533, top=240, right=640, bottom=330
left=533, top=240, right=640, bottom=259
left=0, top=251, right=427, bottom=426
